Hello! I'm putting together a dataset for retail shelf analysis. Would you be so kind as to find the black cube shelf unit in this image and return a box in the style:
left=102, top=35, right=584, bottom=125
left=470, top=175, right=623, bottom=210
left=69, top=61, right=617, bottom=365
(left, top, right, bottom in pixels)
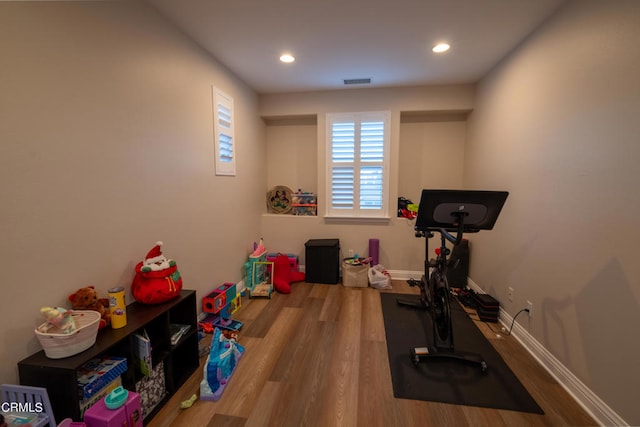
left=18, top=289, right=199, bottom=424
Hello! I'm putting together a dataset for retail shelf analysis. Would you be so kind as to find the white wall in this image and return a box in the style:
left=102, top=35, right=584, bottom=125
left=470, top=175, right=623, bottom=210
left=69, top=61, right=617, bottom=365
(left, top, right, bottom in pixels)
left=399, top=118, right=466, bottom=202
left=0, top=1, right=265, bottom=384
left=466, top=0, right=640, bottom=423
left=266, top=120, right=318, bottom=193
left=259, top=86, right=472, bottom=272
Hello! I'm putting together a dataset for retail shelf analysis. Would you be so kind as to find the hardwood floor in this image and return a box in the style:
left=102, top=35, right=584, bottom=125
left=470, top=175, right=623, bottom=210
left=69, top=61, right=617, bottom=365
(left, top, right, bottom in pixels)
left=148, top=280, right=597, bottom=427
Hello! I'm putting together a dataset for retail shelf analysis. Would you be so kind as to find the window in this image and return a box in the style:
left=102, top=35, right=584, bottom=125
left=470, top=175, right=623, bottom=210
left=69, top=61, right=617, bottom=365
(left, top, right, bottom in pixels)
left=326, top=111, right=390, bottom=218
left=213, top=87, right=235, bottom=176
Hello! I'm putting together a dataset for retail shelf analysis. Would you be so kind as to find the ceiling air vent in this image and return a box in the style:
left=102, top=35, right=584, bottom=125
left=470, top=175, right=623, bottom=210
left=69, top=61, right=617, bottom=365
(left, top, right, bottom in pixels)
left=343, top=78, right=371, bottom=85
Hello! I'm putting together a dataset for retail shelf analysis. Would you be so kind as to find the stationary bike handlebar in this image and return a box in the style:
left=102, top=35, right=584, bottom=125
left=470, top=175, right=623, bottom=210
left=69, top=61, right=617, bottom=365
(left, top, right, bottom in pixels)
left=439, top=220, right=465, bottom=247
left=420, top=212, right=467, bottom=247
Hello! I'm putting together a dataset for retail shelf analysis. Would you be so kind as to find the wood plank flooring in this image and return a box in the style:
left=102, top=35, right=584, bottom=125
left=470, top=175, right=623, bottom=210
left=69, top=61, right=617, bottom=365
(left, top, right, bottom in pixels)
left=148, top=280, right=598, bottom=427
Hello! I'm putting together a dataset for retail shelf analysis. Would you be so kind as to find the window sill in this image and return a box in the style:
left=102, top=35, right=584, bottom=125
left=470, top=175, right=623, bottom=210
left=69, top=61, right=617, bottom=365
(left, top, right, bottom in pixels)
left=261, top=213, right=391, bottom=225
left=323, top=216, right=390, bottom=225
left=262, top=213, right=319, bottom=218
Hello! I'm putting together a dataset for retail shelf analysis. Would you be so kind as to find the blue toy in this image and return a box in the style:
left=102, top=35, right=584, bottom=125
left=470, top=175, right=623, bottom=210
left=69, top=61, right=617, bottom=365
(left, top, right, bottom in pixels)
left=199, top=328, right=244, bottom=401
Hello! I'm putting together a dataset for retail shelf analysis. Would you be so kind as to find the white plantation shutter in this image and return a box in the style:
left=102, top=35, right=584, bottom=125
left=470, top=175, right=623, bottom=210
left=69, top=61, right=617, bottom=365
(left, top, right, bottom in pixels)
left=331, top=166, right=355, bottom=209
left=327, top=112, right=390, bottom=217
left=213, top=87, right=235, bottom=176
left=359, top=120, right=384, bottom=210
left=331, top=122, right=355, bottom=209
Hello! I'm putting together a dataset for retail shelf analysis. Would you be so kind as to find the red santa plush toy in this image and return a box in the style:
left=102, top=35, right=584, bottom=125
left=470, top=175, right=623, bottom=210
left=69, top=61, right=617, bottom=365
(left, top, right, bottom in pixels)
left=132, top=241, right=183, bottom=304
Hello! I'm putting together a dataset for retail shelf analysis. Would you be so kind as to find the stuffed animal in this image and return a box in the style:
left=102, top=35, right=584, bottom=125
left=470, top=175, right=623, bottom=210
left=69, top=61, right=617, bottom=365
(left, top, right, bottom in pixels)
left=272, top=253, right=305, bottom=294
left=132, top=241, right=182, bottom=304
left=68, top=286, right=110, bottom=329
left=39, top=306, right=77, bottom=334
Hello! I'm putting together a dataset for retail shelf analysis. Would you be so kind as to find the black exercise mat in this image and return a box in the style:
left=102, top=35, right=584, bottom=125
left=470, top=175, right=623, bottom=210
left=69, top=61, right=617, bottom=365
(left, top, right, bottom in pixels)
left=380, top=292, right=543, bottom=414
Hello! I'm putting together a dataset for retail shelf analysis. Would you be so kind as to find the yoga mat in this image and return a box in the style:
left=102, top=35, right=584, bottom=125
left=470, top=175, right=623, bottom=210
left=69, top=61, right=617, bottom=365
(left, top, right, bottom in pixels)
left=380, top=293, right=543, bottom=414
left=369, top=238, right=379, bottom=266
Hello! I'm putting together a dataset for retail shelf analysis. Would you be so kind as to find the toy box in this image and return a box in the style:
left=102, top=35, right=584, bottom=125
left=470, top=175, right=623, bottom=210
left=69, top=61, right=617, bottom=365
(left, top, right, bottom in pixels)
left=79, top=376, right=122, bottom=418
left=83, top=388, right=142, bottom=427
left=77, top=356, right=128, bottom=401
left=265, top=253, right=299, bottom=272
left=291, top=193, right=317, bottom=216
left=202, top=282, right=236, bottom=316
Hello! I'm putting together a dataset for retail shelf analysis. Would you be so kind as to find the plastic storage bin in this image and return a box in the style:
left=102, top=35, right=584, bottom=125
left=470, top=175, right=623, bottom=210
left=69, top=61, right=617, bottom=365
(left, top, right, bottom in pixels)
left=291, top=193, right=317, bottom=216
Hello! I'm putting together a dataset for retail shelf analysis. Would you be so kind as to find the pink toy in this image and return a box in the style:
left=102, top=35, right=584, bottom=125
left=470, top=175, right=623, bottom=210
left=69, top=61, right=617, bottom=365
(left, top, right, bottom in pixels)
left=251, top=238, right=266, bottom=257
left=83, top=389, right=142, bottom=427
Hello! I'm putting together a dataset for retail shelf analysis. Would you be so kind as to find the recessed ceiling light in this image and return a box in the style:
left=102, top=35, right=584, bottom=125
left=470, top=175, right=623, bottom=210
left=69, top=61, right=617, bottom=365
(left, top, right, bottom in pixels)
left=432, top=43, right=450, bottom=53
left=280, top=53, right=295, bottom=63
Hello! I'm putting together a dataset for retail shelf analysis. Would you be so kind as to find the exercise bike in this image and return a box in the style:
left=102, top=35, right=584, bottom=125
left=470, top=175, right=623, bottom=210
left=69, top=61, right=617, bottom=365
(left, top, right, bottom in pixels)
left=397, top=189, right=509, bottom=373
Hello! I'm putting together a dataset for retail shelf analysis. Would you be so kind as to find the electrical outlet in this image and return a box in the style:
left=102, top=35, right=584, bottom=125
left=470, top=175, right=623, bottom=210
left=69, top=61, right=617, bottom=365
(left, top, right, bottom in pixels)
left=527, top=300, right=533, bottom=318
left=348, top=249, right=354, bottom=257
left=508, top=287, right=514, bottom=302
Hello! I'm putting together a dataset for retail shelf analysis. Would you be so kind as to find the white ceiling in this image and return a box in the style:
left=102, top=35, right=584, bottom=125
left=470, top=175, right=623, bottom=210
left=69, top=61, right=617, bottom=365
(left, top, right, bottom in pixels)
left=144, top=0, right=565, bottom=94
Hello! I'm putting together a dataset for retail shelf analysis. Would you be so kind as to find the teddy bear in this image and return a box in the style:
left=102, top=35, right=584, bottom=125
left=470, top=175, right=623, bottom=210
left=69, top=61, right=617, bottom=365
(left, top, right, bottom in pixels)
left=68, top=286, right=110, bottom=329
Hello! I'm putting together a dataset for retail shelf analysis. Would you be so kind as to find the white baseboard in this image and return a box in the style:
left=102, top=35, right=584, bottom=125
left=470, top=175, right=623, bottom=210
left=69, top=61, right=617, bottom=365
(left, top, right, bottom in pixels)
left=465, top=278, right=626, bottom=427
left=387, top=269, right=422, bottom=281
left=236, top=278, right=246, bottom=294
